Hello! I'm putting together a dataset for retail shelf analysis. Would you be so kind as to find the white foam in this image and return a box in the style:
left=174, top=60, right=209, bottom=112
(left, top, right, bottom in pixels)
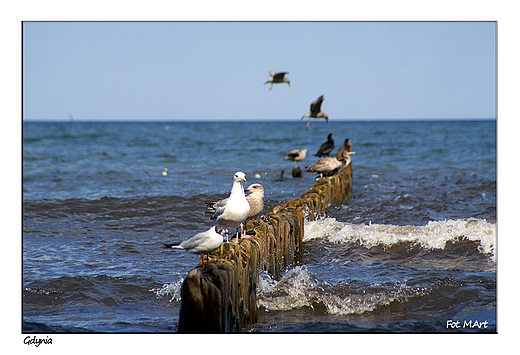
left=151, top=279, right=183, bottom=303
left=304, top=217, right=496, bottom=261
left=257, top=266, right=417, bottom=315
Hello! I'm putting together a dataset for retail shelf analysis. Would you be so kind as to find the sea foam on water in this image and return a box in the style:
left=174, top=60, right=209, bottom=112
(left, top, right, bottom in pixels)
left=304, top=218, right=496, bottom=261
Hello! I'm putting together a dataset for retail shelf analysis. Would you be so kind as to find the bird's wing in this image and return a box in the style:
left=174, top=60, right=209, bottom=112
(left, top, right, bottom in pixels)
left=212, top=197, right=229, bottom=217
left=273, top=72, right=288, bottom=81
left=285, top=149, right=300, bottom=158
left=310, top=96, right=324, bottom=116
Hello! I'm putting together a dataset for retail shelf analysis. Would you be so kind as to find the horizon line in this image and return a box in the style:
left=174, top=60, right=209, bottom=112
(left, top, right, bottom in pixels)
left=23, top=117, right=497, bottom=123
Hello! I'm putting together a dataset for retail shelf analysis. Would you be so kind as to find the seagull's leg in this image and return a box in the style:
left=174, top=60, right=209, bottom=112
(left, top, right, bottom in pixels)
left=306, top=117, right=311, bottom=127
left=233, top=225, right=242, bottom=244
left=241, top=222, right=253, bottom=240
left=269, top=84, right=273, bottom=90
left=224, top=228, right=230, bottom=243
left=294, top=161, right=298, bottom=168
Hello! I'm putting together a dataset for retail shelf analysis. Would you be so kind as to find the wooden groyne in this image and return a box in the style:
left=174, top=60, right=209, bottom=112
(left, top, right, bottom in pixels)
left=178, top=164, right=352, bottom=332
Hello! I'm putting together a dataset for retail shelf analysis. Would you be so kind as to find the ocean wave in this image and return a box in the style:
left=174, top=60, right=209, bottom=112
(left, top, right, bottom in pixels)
left=257, top=266, right=423, bottom=315
left=303, top=218, right=496, bottom=261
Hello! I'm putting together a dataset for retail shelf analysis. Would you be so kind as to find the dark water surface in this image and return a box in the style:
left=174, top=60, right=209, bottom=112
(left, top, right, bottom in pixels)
left=22, top=120, right=496, bottom=333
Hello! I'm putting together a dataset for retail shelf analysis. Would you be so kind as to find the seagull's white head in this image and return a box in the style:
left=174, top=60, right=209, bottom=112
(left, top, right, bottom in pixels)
left=234, top=171, right=247, bottom=183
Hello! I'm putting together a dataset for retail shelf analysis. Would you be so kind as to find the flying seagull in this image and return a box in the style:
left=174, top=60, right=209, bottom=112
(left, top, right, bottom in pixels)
left=301, top=95, right=328, bottom=127
left=264, top=71, right=290, bottom=90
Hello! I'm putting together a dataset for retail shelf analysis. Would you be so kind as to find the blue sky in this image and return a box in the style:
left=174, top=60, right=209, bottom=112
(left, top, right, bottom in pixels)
left=22, top=21, right=496, bottom=121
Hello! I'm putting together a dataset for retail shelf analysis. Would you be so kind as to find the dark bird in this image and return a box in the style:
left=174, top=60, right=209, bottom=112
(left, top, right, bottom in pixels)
left=264, top=71, right=290, bottom=90
left=301, top=95, right=328, bottom=127
left=306, top=150, right=351, bottom=177
left=335, top=138, right=354, bottom=160
left=314, top=133, right=335, bottom=157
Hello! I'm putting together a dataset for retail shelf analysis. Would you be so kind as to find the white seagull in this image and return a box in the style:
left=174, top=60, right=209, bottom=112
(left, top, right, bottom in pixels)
left=166, top=226, right=226, bottom=266
left=207, top=171, right=250, bottom=243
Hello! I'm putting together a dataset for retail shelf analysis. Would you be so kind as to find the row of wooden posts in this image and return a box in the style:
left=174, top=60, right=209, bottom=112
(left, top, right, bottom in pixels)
left=178, top=164, right=353, bottom=332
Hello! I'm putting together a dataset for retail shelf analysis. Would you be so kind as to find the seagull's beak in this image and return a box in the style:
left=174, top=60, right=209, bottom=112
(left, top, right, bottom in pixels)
left=242, top=178, right=247, bottom=183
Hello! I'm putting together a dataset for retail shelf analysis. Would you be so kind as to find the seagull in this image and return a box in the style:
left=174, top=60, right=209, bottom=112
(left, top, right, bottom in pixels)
left=314, top=133, right=335, bottom=157
left=165, top=226, right=226, bottom=267
left=306, top=151, right=351, bottom=177
left=335, top=138, right=355, bottom=160
left=162, top=168, right=169, bottom=176
left=284, top=148, right=308, bottom=168
left=264, top=71, right=290, bottom=90
left=244, top=183, right=264, bottom=222
left=301, top=95, right=328, bottom=127
left=206, top=172, right=250, bottom=243
left=206, top=182, right=263, bottom=241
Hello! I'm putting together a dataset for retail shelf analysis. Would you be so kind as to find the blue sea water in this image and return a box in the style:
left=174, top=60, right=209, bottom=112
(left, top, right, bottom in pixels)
left=22, top=119, right=496, bottom=333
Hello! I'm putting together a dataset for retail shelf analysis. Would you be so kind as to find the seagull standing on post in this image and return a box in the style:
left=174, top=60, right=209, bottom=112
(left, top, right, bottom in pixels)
left=264, top=71, right=290, bottom=90
left=301, top=95, right=328, bottom=127
left=165, top=226, right=226, bottom=267
left=284, top=148, right=308, bottom=168
left=206, top=172, right=250, bottom=243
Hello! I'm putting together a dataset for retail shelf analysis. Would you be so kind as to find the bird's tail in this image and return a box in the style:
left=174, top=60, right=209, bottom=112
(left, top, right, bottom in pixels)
left=164, top=243, right=182, bottom=249
left=301, top=113, right=310, bottom=120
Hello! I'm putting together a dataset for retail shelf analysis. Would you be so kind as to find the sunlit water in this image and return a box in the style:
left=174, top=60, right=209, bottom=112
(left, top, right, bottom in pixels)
left=23, top=120, right=496, bottom=333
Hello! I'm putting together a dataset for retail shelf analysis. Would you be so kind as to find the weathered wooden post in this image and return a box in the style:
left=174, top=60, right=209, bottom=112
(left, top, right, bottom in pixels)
left=178, top=164, right=352, bottom=332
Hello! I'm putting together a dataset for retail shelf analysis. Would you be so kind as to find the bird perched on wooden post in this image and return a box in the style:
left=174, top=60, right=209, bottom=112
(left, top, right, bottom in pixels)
left=204, top=172, right=250, bottom=243
left=264, top=71, right=290, bottom=90
left=301, top=95, right=328, bottom=127
left=314, top=133, right=335, bottom=157
left=284, top=148, right=307, bottom=178
left=335, top=138, right=355, bottom=160
left=205, top=182, right=264, bottom=242
left=165, top=226, right=226, bottom=267
left=306, top=150, right=351, bottom=178
left=284, top=148, right=308, bottom=168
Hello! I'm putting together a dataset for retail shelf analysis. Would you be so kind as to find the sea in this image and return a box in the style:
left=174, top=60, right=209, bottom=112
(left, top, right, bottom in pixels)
left=22, top=119, right=496, bottom=334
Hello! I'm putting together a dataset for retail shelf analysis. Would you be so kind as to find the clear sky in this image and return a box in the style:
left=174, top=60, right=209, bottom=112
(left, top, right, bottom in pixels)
left=22, top=21, right=496, bottom=121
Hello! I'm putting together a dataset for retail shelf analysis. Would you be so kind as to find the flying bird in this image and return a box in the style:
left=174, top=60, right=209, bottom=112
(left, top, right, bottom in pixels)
left=314, top=133, right=335, bottom=157
left=301, top=95, right=328, bottom=127
left=264, top=71, right=290, bottom=90
left=205, top=171, right=250, bottom=243
left=165, top=226, right=225, bottom=267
